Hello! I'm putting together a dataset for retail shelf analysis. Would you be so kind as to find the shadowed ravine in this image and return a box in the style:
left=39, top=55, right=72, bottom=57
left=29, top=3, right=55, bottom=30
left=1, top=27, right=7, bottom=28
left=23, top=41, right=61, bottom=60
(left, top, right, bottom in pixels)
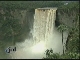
left=10, top=8, right=68, bottom=59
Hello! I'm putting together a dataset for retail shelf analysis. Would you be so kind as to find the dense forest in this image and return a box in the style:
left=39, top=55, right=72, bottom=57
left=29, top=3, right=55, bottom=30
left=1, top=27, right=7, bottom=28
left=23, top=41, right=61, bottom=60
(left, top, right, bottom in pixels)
left=0, top=1, right=79, bottom=59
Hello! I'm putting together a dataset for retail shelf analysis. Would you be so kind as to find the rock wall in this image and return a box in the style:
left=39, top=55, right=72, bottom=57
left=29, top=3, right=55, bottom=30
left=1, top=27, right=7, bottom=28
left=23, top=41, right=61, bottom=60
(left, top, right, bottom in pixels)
left=0, top=8, right=34, bottom=42
left=0, top=9, right=34, bottom=29
left=57, top=8, right=79, bottom=28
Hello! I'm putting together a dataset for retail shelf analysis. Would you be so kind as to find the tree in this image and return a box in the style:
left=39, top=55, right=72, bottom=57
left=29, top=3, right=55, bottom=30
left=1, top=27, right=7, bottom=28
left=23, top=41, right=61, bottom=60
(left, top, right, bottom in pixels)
left=57, top=24, right=68, bottom=54
left=43, top=49, right=60, bottom=59
left=57, top=24, right=68, bottom=45
left=43, top=49, right=80, bottom=59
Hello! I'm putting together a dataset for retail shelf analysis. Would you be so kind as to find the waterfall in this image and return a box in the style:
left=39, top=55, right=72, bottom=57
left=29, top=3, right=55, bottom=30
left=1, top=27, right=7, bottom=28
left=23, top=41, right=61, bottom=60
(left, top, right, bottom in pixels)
left=33, top=8, right=57, bottom=45
left=9, top=7, right=68, bottom=59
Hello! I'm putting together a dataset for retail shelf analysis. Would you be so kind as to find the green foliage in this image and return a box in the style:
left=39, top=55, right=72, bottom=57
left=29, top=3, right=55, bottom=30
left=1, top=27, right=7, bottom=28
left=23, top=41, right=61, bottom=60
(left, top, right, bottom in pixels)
left=57, top=24, right=68, bottom=46
left=43, top=49, right=80, bottom=59
left=58, top=1, right=79, bottom=16
left=66, top=14, right=79, bottom=53
left=43, top=49, right=60, bottom=59
left=44, top=9, right=79, bottom=59
left=0, top=1, right=79, bottom=11
left=0, top=11, right=22, bottom=45
left=0, top=1, right=64, bottom=10
left=59, top=1, right=79, bottom=9
left=57, top=24, right=68, bottom=32
left=44, top=5, right=79, bottom=58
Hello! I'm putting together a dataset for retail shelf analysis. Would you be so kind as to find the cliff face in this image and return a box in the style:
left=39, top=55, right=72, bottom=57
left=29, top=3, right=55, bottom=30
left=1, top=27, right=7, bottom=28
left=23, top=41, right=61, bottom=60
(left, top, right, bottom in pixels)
left=0, top=8, right=78, bottom=33
left=0, top=8, right=78, bottom=42
left=57, top=8, right=79, bottom=53
left=0, top=9, right=34, bottom=42
left=0, top=9, right=34, bottom=28
left=56, top=8, right=79, bottom=28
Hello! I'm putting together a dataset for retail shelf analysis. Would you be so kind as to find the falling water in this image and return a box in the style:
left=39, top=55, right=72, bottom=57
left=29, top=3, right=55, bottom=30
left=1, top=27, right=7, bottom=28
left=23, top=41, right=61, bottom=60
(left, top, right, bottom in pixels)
left=33, top=8, right=57, bottom=44
left=9, top=8, right=68, bottom=59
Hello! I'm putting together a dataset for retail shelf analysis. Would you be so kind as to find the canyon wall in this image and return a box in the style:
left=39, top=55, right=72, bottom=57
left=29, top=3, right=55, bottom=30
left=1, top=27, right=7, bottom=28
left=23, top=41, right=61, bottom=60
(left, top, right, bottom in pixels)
left=56, top=8, right=79, bottom=28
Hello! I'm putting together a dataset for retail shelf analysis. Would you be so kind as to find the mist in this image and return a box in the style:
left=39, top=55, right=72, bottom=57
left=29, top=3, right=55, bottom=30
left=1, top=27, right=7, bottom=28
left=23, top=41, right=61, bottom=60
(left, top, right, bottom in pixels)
left=9, top=8, right=68, bottom=59
left=9, top=26, right=68, bottom=59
